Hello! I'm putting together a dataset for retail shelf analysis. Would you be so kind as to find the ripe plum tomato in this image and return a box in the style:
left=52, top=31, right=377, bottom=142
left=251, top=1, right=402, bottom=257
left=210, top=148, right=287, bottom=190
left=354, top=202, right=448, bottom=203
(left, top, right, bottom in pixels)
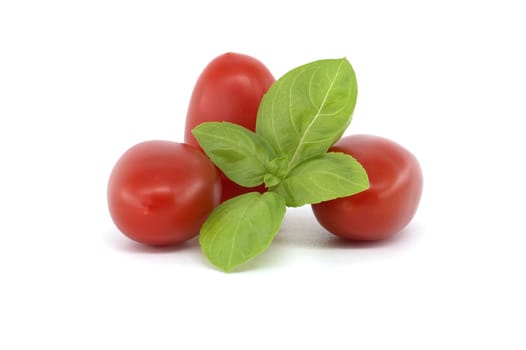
left=107, top=141, right=221, bottom=246
left=312, top=135, right=423, bottom=241
left=184, top=52, right=275, bottom=202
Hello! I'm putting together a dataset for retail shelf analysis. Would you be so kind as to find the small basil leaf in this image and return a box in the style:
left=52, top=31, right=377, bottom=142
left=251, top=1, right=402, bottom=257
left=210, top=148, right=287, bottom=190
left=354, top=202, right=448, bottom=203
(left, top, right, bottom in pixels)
left=267, top=155, right=289, bottom=179
left=199, top=192, right=286, bottom=272
left=192, top=122, right=275, bottom=187
left=256, top=58, right=358, bottom=168
left=271, top=152, right=369, bottom=207
left=263, top=156, right=289, bottom=188
left=263, top=173, right=281, bottom=188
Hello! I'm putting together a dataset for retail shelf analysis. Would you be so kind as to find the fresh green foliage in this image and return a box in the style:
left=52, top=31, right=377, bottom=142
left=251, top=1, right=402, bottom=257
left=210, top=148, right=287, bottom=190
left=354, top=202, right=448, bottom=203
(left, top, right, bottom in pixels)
left=199, top=192, right=286, bottom=272
left=194, top=57, right=368, bottom=272
left=256, top=58, right=358, bottom=168
left=264, top=155, right=289, bottom=187
left=192, top=122, right=274, bottom=187
left=271, top=152, right=369, bottom=207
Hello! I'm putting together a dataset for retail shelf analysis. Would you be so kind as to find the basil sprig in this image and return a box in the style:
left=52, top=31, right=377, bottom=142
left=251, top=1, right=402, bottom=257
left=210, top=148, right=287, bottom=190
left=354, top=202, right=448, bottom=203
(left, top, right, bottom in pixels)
left=193, top=57, right=368, bottom=272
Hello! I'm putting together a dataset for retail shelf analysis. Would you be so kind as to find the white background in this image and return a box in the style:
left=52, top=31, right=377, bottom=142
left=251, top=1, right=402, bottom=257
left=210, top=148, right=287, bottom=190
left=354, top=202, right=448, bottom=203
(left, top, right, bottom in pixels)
left=1, top=0, right=525, bottom=349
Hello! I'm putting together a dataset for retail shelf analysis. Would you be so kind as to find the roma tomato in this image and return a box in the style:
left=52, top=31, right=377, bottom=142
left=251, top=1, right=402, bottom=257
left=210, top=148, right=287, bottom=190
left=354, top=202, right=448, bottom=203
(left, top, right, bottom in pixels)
left=312, top=135, right=423, bottom=241
left=184, top=52, right=275, bottom=201
left=107, top=141, right=221, bottom=246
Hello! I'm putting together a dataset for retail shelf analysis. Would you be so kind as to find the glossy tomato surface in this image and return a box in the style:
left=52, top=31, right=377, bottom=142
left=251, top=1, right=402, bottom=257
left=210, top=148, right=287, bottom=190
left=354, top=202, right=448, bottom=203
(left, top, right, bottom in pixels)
left=184, top=52, right=275, bottom=201
left=312, top=135, right=423, bottom=241
left=107, top=141, right=221, bottom=246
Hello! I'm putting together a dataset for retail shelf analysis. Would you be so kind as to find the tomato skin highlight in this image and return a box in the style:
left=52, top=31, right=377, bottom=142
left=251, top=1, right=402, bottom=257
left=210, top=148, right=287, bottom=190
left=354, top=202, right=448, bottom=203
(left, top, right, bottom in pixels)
left=312, top=135, right=423, bottom=241
left=107, top=141, right=221, bottom=246
left=184, top=52, right=275, bottom=202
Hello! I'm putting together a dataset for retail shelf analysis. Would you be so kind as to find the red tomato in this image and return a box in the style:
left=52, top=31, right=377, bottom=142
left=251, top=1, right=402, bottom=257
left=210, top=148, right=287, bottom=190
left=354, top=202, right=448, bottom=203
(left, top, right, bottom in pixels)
left=312, top=135, right=423, bottom=241
left=184, top=52, right=275, bottom=202
left=107, top=141, right=221, bottom=246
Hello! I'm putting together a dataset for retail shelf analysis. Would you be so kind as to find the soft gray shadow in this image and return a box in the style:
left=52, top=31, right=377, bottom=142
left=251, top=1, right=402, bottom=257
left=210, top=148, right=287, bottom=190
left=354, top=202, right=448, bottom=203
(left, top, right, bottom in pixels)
left=105, top=227, right=277, bottom=273
left=275, top=207, right=423, bottom=250
left=104, top=213, right=424, bottom=272
left=105, top=228, right=200, bottom=254
left=320, top=223, right=420, bottom=250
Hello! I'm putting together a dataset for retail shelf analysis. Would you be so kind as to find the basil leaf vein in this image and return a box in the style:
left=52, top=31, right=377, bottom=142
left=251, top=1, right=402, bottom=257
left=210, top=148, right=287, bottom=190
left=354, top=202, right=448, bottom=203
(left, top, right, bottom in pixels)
left=256, top=58, right=358, bottom=168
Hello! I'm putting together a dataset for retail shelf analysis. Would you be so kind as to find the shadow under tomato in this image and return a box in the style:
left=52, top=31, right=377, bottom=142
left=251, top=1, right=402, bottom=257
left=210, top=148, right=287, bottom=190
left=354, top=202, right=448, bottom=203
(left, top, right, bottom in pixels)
left=319, top=225, right=417, bottom=250
left=275, top=207, right=421, bottom=251
left=106, top=228, right=200, bottom=254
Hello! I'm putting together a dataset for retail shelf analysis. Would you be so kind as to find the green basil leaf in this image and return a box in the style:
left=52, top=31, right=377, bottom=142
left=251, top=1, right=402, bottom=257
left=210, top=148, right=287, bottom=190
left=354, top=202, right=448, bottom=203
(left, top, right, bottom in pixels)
left=264, top=155, right=289, bottom=187
left=267, top=155, right=289, bottom=179
left=271, top=152, right=369, bottom=207
left=192, top=122, right=275, bottom=187
left=199, top=192, right=286, bottom=272
left=256, top=58, right=358, bottom=168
